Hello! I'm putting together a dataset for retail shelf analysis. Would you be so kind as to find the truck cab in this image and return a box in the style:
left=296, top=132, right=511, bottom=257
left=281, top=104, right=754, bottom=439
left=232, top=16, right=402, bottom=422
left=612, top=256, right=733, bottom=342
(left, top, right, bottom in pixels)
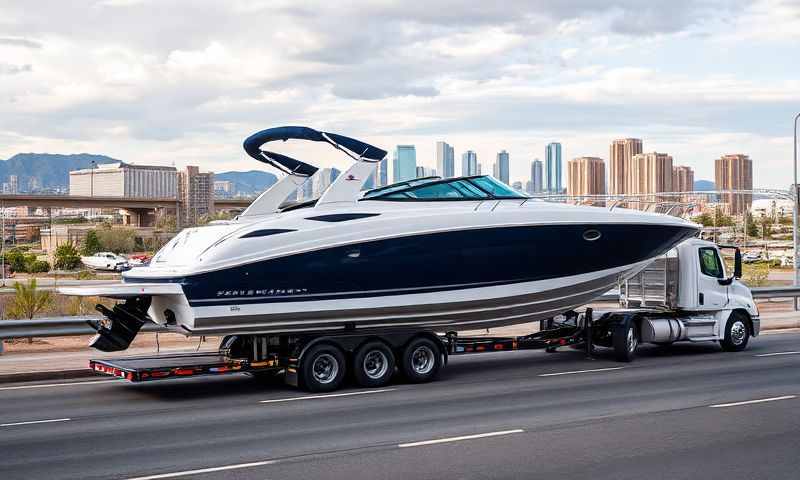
left=613, top=238, right=759, bottom=358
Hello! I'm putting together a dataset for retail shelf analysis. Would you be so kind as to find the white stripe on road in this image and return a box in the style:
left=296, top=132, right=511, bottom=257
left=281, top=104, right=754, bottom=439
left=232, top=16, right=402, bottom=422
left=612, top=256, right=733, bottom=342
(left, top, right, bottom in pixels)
left=123, top=461, right=277, bottom=480
left=755, top=351, right=800, bottom=357
left=538, top=367, right=625, bottom=377
left=0, top=418, right=71, bottom=427
left=709, top=395, right=796, bottom=408
left=260, top=388, right=396, bottom=404
left=0, top=380, right=116, bottom=391
left=398, top=429, right=524, bottom=448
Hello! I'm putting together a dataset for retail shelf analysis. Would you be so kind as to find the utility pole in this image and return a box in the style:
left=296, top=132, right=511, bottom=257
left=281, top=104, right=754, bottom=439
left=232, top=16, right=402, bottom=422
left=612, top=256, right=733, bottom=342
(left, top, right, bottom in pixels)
left=793, top=113, right=799, bottom=310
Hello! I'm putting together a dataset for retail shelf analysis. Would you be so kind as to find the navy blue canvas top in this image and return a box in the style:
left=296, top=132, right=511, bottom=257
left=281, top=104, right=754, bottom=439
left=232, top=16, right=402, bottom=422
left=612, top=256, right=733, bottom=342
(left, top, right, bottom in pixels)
left=243, top=126, right=387, bottom=176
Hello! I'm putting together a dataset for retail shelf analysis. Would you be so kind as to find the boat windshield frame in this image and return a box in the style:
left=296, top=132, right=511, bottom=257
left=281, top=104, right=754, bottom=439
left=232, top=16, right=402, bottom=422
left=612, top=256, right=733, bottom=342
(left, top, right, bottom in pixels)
left=361, top=175, right=528, bottom=202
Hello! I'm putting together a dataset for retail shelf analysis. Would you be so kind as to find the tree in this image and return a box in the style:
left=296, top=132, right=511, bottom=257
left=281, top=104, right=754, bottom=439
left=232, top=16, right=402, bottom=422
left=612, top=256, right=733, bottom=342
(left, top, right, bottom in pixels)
left=83, top=230, right=102, bottom=255
left=7, top=279, right=53, bottom=320
left=693, top=213, right=713, bottom=227
left=760, top=216, right=773, bottom=240
left=744, top=212, right=759, bottom=238
left=97, top=228, right=136, bottom=253
left=54, top=242, right=81, bottom=270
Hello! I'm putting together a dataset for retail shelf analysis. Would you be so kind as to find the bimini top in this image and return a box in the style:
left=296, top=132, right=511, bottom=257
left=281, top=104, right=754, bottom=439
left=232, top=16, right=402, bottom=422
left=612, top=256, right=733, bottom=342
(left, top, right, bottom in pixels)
left=243, top=126, right=388, bottom=177
left=363, top=175, right=528, bottom=201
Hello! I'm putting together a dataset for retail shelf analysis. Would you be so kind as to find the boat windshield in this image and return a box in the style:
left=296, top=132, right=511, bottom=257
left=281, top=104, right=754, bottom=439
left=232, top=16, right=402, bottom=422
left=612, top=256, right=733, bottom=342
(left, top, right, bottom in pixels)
left=364, top=176, right=527, bottom=201
left=362, top=176, right=441, bottom=199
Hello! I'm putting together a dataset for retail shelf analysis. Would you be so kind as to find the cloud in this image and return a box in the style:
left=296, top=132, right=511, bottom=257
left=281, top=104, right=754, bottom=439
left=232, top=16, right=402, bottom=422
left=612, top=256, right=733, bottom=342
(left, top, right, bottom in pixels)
left=0, top=63, right=32, bottom=75
left=0, top=1, right=794, bottom=188
left=0, top=37, right=42, bottom=49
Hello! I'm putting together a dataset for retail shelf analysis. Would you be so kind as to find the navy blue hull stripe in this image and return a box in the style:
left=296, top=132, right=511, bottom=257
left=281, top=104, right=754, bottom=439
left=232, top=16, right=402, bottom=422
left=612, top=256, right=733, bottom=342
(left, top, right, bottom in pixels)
left=127, top=224, right=696, bottom=307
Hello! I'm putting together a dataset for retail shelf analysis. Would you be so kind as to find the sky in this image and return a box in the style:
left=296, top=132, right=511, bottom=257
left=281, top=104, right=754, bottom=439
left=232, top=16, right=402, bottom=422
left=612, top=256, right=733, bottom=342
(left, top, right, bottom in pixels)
left=1, top=0, right=799, bottom=188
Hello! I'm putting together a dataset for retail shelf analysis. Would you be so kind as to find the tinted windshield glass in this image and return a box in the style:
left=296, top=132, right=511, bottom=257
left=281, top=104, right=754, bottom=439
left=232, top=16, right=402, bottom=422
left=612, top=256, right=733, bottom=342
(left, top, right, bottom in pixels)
left=470, top=176, right=524, bottom=197
left=364, top=176, right=526, bottom=201
left=363, top=177, right=440, bottom=198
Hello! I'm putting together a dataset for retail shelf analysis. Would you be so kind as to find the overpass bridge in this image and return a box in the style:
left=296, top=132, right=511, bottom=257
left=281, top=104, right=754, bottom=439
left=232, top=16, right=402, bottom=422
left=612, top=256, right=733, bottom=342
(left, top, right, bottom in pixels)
left=0, top=194, right=253, bottom=226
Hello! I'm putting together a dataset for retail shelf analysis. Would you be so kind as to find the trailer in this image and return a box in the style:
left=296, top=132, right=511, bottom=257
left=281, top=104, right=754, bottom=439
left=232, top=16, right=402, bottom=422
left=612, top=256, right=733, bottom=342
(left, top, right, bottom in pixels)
left=88, top=238, right=759, bottom=392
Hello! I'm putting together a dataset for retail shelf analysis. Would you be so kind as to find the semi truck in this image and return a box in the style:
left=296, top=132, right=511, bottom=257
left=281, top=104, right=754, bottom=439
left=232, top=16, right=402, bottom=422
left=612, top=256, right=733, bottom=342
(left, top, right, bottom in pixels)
left=88, top=237, right=759, bottom=392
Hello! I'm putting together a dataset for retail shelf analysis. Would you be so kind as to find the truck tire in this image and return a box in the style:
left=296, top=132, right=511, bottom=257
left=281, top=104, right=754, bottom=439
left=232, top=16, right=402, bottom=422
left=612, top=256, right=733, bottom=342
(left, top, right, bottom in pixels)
left=720, top=312, right=750, bottom=352
left=613, top=320, right=639, bottom=362
left=353, top=341, right=395, bottom=388
left=400, top=337, right=442, bottom=383
left=299, top=343, right=346, bottom=392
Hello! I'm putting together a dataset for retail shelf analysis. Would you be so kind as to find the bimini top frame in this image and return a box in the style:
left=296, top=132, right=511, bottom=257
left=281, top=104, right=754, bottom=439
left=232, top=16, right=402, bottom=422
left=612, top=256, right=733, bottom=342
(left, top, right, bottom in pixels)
left=243, top=126, right=388, bottom=177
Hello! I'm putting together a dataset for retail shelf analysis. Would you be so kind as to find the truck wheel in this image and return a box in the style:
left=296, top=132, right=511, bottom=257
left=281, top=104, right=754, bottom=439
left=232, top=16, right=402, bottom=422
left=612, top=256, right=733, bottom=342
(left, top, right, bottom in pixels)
left=400, top=337, right=442, bottom=383
left=613, top=320, right=639, bottom=362
left=720, top=313, right=750, bottom=352
left=299, top=343, right=346, bottom=392
left=353, top=341, right=395, bottom=388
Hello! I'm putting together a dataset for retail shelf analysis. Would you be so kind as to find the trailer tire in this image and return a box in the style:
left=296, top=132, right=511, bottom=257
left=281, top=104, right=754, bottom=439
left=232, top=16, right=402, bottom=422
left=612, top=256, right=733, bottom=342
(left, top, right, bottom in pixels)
left=400, top=337, right=442, bottom=383
left=353, top=341, right=395, bottom=388
left=613, top=320, right=639, bottom=362
left=720, top=312, right=750, bottom=352
left=299, top=343, right=346, bottom=392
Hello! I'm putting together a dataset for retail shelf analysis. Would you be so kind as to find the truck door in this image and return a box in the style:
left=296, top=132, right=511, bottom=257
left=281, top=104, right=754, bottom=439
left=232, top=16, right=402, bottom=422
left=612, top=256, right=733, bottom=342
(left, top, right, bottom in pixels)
left=697, top=246, right=728, bottom=308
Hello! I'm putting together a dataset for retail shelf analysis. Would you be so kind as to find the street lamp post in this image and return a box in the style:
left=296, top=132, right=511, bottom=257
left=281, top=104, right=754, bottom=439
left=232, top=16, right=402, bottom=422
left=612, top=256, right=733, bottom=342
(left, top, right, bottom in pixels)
left=793, top=113, right=800, bottom=309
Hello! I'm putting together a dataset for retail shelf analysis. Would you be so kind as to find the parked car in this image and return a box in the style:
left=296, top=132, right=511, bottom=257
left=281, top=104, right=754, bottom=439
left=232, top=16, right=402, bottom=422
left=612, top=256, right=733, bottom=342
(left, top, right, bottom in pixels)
left=81, top=252, right=130, bottom=271
left=742, top=252, right=762, bottom=263
left=127, top=254, right=151, bottom=267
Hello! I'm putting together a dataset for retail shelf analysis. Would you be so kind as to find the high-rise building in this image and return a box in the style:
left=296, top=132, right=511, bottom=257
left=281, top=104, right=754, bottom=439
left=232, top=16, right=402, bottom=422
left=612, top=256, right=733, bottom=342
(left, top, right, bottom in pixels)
left=609, top=138, right=643, bottom=194
left=715, top=154, right=753, bottom=215
left=312, top=167, right=341, bottom=198
left=435, top=141, right=455, bottom=178
left=416, top=166, right=436, bottom=178
left=70, top=162, right=178, bottom=198
left=377, top=158, right=389, bottom=187
left=545, top=142, right=562, bottom=193
left=511, top=181, right=523, bottom=192
left=178, top=166, right=214, bottom=226
left=672, top=165, right=694, bottom=192
left=462, top=150, right=478, bottom=176
left=495, top=150, right=510, bottom=185
left=628, top=152, right=673, bottom=195
left=28, top=177, right=41, bottom=192
left=213, top=180, right=233, bottom=196
left=8, top=175, right=18, bottom=194
left=393, top=145, right=417, bottom=182
left=530, top=159, right=543, bottom=194
left=567, top=157, right=606, bottom=199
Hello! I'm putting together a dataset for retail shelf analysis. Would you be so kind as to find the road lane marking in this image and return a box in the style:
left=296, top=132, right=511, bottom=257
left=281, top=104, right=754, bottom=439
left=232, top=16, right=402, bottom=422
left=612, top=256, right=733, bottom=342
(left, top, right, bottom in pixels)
left=709, top=395, right=797, bottom=408
left=123, top=460, right=277, bottom=480
left=538, top=367, right=625, bottom=377
left=0, top=380, right=116, bottom=391
left=260, top=388, right=396, bottom=404
left=0, top=418, right=71, bottom=427
left=399, top=429, right=524, bottom=448
left=755, top=351, right=800, bottom=357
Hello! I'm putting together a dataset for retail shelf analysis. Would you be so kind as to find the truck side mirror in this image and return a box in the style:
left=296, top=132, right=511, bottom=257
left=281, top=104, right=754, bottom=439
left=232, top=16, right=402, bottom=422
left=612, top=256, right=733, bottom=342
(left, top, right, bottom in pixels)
left=734, top=248, right=742, bottom=279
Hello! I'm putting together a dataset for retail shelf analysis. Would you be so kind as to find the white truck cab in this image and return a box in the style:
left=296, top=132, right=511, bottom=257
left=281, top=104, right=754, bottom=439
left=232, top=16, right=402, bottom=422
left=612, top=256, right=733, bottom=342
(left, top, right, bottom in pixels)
left=610, top=238, right=760, bottom=359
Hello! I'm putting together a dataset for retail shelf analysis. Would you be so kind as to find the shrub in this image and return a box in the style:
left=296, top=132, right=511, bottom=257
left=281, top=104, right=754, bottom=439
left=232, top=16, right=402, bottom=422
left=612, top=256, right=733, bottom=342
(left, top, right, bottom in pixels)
left=96, top=228, right=136, bottom=253
left=82, top=230, right=102, bottom=256
left=76, top=270, right=96, bottom=280
left=7, top=279, right=53, bottom=320
left=4, top=248, right=28, bottom=273
left=26, top=260, right=50, bottom=273
left=54, top=242, right=81, bottom=270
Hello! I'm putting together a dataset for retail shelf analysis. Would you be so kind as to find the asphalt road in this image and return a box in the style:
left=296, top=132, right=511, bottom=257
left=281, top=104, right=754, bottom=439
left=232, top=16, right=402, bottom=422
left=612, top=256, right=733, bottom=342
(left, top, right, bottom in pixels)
left=0, top=332, right=798, bottom=480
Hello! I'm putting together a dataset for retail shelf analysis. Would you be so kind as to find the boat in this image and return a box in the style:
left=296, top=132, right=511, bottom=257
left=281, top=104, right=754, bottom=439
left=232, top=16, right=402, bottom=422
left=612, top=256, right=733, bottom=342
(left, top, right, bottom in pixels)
left=81, top=252, right=130, bottom=272
left=60, top=126, right=699, bottom=352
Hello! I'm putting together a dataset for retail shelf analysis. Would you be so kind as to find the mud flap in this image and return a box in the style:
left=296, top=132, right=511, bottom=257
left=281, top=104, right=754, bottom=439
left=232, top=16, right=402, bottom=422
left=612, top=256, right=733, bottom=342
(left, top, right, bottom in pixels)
left=88, top=297, right=151, bottom=352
